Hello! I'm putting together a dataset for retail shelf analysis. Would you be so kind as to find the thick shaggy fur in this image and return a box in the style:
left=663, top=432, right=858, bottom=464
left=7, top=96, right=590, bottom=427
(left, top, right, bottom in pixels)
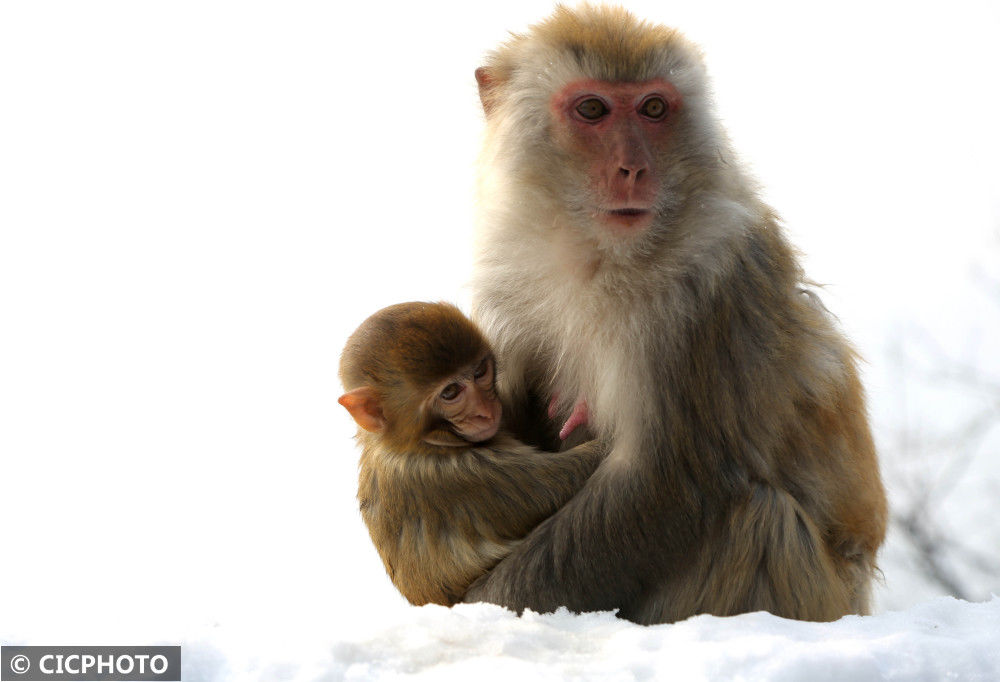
left=466, top=5, right=887, bottom=623
left=357, top=433, right=603, bottom=606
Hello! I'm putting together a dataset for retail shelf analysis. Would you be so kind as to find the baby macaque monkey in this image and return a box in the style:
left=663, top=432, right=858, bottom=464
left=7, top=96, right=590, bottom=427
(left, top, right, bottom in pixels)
left=339, top=301, right=604, bottom=606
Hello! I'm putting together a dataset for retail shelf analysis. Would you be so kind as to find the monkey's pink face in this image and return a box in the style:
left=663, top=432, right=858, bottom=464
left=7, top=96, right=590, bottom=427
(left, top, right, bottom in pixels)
left=550, top=78, right=682, bottom=236
left=433, top=354, right=502, bottom=443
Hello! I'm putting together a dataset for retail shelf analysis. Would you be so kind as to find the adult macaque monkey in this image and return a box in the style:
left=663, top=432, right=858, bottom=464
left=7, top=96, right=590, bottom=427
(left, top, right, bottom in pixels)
left=339, top=302, right=604, bottom=606
left=466, top=5, right=887, bottom=623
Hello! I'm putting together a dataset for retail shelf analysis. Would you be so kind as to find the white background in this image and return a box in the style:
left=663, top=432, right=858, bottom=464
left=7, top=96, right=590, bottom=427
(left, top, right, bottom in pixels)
left=1, top=0, right=998, bottom=641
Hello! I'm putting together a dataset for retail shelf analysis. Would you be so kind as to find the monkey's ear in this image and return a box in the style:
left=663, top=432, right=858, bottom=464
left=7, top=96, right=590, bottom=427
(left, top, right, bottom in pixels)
left=338, top=387, right=386, bottom=432
left=475, top=67, right=500, bottom=117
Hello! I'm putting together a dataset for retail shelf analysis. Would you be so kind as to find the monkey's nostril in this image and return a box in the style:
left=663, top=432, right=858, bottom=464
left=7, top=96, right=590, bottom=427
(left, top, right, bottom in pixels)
left=620, top=166, right=650, bottom=180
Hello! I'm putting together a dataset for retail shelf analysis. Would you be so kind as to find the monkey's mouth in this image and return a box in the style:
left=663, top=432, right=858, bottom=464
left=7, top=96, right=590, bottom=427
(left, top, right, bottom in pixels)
left=602, top=207, right=653, bottom=232
left=463, top=421, right=501, bottom=443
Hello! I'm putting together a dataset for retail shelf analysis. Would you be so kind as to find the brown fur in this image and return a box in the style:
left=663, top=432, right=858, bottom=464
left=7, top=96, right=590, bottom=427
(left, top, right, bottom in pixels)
left=465, top=6, right=887, bottom=623
left=356, top=432, right=603, bottom=606
left=340, top=302, right=605, bottom=606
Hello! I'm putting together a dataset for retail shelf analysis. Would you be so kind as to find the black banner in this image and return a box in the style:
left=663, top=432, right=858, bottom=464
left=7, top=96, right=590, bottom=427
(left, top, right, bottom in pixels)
left=1, top=647, right=180, bottom=681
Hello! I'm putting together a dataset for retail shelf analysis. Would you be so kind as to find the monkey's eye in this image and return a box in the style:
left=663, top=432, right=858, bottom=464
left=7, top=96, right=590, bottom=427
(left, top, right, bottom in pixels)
left=474, top=357, right=492, bottom=381
left=639, top=96, right=668, bottom=120
left=440, top=383, right=463, bottom=402
left=575, top=98, right=609, bottom=121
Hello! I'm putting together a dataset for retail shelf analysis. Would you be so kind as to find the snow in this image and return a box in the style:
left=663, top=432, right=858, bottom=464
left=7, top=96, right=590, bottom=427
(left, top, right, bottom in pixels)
left=4, top=599, right=999, bottom=680
left=98, top=598, right=997, bottom=681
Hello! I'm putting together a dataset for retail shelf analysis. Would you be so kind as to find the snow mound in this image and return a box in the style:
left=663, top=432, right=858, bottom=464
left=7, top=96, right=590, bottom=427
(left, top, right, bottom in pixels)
left=180, top=597, right=1000, bottom=681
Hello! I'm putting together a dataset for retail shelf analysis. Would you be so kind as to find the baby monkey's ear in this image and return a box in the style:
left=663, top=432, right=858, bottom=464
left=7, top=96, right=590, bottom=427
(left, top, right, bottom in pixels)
left=338, top=387, right=386, bottom=432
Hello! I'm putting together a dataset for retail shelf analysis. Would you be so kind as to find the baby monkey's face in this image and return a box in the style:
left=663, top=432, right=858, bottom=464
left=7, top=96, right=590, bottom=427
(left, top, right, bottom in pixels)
left=431, top=353, right=501, bottom=443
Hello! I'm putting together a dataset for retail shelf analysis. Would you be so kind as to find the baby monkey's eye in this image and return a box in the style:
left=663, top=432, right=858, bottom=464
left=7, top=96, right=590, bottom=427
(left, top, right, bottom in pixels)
left=440, top=383, right=463, bottom=401
left=474, top=357, right=492, bottom=380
